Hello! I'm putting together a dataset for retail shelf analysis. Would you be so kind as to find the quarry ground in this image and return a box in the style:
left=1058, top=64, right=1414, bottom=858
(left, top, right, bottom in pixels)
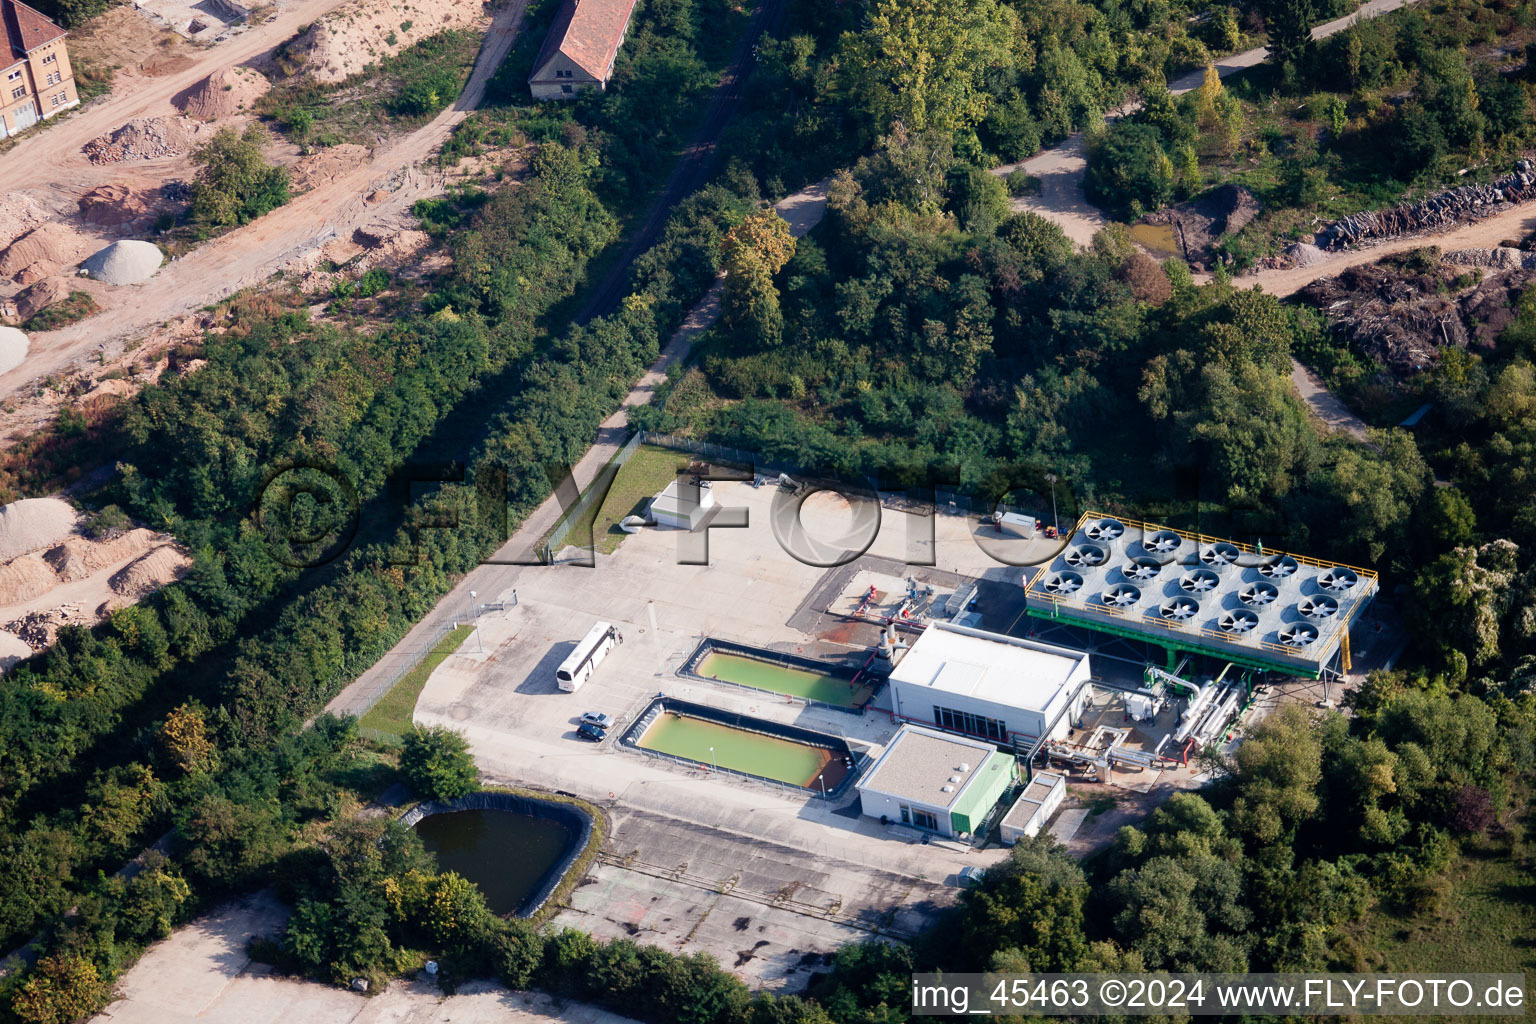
left=0, top=0, right=526, bottom=436
left=92, top=891, right=642, bottom=1024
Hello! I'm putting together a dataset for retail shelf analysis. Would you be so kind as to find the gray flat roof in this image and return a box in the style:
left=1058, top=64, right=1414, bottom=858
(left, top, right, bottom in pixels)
left=1025, top=512, right=1378, bottom=675
left=889, top=623, right=1086, bottom=713
left=1000, top=771, right=1065, bottom=829
left=857, top=725, right=999, bottom=810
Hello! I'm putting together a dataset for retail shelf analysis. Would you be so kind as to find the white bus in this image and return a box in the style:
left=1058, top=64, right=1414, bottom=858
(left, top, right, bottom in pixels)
left=557, top=621, right=621, bottom=692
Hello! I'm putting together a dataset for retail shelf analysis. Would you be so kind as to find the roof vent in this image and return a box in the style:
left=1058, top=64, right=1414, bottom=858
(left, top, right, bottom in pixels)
left=941, top=785, right=954, bottom=793
left=1085, top=518, right=1125, bottom=541
left=1219, top=609, right=1259, bottom=635
left=1298, top=595, right=1338, bottom=619
left=1144, top=529, right=1182, bottom=555
left=1043, top=570, right=1083, bottom=596
left=1240, top=581, right=1279, bottom=607
left=1124, top=557, right=1161, bottom=581
left=1159, top=596, right=1199, bottom=623
left=1064, top=544, right=1107, bottom=568
left=1199, top=541, right=1240, bottom=568
left=948, top=775, right=961, bottom=783
left=1258, top=555, right=1299, bottom=579
left=1180, top=568, right=1220, bottom=594
left=1318, top=567, right=1358, bottom=592
left=957, top=762, right=971, bottom=773
left=1103, top=583, right=1141, bottom=607
left=1278, top=622, right=1319, bottom=647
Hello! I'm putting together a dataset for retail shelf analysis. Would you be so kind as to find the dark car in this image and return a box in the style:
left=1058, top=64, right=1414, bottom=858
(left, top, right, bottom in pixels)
left=576, top=721, right=607, bottom=742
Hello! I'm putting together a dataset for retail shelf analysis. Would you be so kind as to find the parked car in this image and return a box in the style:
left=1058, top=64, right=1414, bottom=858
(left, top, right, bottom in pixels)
left=576, top=721, right=607, bottom=742
left=580, top=711, right=615, bottom=729
left=957, top=866, right=987, bottom=887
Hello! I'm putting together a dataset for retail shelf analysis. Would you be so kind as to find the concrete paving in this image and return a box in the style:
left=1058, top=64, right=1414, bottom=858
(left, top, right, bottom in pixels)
left=93, top=892, right=639, bottom=1024
left=405, top=481, right=1022, bottom=982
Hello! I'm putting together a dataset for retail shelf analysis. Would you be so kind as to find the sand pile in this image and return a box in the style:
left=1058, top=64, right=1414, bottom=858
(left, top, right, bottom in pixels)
left=82, top=240, right=165, bottom=285
left=289, top=0, right=482, bottom=83
left=289, top=144, right=370, bottom=191
left=178, top=65, right=271, bottom=120
left=45, top=528, right=159, bottom=582
left=0, top=552, right=58, bottom=605
left=14, top=278, right=70, bottom=322
left=0, top=193, right=49, bottom=251
left=0, top=326, right=27, bottom=375
left=110, top=545, right=192, bottom=599
left=0, top=221, right=92, bottom=283
left=83, top=117, right=203, bottom=164
left=78, top=183, right=154, bottom=227
left=0, top=498, right=78, bottom=563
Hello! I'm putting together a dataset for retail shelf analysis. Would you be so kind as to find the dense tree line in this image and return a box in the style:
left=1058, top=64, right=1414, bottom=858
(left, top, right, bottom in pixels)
left=0, top=0, right=760, bottom=1008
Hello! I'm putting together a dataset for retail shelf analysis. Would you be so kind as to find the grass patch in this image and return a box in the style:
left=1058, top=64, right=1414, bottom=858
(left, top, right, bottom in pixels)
left=357, top=625, right=472, bottom=742
left=23, top=291, right=99, bottom=332
left=1349, top=795, right=1536, bottom=993
left=260, top=28, right=484, bottom=148
left=545, top=444, right=705, bottom=556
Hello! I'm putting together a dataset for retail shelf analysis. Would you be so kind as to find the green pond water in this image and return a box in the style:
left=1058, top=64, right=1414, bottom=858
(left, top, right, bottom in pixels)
left=696, top=651, right=873, bottom=706
left=639, top=712, right=829, bottom=786
left=414, top=809, right=575, bottom=916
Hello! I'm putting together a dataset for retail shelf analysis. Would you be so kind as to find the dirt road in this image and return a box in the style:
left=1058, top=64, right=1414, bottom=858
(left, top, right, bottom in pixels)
left=992, top=0, right=1426, bottom=245
left=0, top=0, right=358, bottom=196
left=0, top=1, right=528, bottom=400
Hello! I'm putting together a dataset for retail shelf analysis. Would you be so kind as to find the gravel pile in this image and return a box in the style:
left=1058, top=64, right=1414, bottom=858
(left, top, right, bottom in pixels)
left=0, top=193, right=49, bottom=251
left=0, top=497, right=78, bottom=564
left=83, top=117, right=202, bottom=165
left=0, top=326, right=27, bottom=375
left=1284, top=241, right=1327, bottom=267
left=81, top=240, right=165, bottom=285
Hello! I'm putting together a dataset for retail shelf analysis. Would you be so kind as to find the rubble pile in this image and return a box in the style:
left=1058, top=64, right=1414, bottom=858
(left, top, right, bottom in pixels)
left=1315, top=163, right=1536, bottom=251
left=83, top=117, right=203, bottom=165
left=1442, top=247, right=1536, bottom=271
left=1296, top=256, right=1536, bottom=374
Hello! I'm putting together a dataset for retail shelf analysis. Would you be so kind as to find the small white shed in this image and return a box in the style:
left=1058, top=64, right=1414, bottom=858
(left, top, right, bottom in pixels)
left=999, top=771, right=1067, bottom=844
left=649, top=479, right=715, bottom=530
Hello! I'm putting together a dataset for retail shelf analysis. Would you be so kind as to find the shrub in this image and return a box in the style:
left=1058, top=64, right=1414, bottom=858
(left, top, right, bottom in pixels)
left=400, top=726, right=478, bottom=800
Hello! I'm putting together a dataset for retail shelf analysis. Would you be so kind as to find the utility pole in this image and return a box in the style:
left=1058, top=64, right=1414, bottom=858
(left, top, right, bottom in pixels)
left=1045, top=473, right=1059, bottom=537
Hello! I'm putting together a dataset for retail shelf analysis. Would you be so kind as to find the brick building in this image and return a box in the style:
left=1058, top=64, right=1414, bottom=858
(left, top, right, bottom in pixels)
left=1, top=0, right=77, bottom=139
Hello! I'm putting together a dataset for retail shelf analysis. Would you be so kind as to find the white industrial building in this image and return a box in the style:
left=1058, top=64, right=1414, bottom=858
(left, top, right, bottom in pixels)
left=999, top=771, right=1067, bottom=844
left=887, top=622, right=1091, bottom=746
left=855, top=725, right=1016, bottom=838
left=648, top=479, right=715, bottom=529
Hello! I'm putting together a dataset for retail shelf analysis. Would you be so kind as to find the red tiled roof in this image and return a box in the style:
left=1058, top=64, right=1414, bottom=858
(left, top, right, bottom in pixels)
left=529, top=0, right=638, bottom=82
left=3, top=0, right=66, bottom=60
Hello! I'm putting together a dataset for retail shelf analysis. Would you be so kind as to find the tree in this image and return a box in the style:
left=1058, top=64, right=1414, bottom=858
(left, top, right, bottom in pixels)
left=1085, top=122, right=1175, bottom=220
left=838, top=0, right=1020, bottom=152
left=1258, top=0, right=1316, bottom=72
left=1229, top=704, right=1323, bottom=845
left=190, top=125, right=290, bottom=228
left=10, top=954, right=109, bottom=1024
left=400, top=725, right=478, bottom=800
left=160, top=703, right=217, bottom=775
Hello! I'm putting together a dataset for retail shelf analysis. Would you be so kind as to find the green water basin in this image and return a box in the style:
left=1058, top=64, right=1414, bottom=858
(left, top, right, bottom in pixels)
left=696, top=651, right=873, bottom=707
left=638, top=712, right=829, bottom=786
